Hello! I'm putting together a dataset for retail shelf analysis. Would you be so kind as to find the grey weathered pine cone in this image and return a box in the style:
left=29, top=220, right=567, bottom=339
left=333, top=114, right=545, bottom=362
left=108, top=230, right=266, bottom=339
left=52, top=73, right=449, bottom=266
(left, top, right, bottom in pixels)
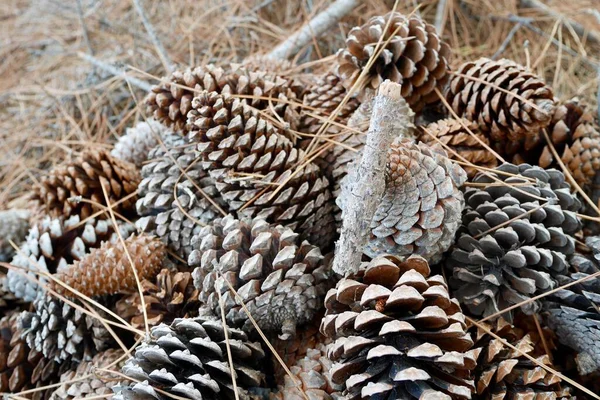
left=110, top=119, right=172, bottom=167
left=189, top=215, right=333, bottom=340
left=113, top=316, right=266, bottom=400
left=320, top=255, right=476, bottom=399
left=7, top=215, right=134, bottom=302
left=0, top=209, right=29, bottom=262
left=446, top=163, right=582, bottom=320
left=338, top=138, right=466, bottom=263
left=135, top=132, right=226, bottom=259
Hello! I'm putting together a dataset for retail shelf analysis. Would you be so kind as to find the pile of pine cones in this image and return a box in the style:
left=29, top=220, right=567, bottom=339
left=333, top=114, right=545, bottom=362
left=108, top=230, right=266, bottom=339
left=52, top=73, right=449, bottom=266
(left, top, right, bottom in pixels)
left=2, top=10, right=600, bottom=400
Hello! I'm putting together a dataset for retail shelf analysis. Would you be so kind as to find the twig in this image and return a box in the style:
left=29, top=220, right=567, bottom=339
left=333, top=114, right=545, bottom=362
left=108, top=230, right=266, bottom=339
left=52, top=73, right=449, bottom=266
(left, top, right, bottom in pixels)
left=520, top=0, right=600, bottom=43
left=492, top=22, right=523, bottom=60
left=333, top=80, right=413, bottom=277
left=75, top=0, right=94, bottom=55
left=267, top=0, right=359, bottom=60
left=434, top=0, right=448, bottom=34
left=77, top=52, right=153, bottom=91
left=132, top=0, right=175, bottom=74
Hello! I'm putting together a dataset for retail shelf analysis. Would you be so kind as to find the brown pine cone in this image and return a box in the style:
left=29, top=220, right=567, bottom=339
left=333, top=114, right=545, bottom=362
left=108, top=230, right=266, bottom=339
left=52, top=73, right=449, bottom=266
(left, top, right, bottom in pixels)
left=338, top=139, right=466, bottom=263
left=31, top=149, right=140, bottom=220
left=189, top=216, right=334, bottom=340
left=320, top=255, right=476, bottom=399
left=473, top=317, right=572, bottom=398
left=115, top=268, right=200, bottom=329
left=188, top=90, right=337, bottom=250
left=51, top=235, right=166, bottom=298
left=50, top=349, right=128, bottom=400
left=146, top=63, right=300, bottom=133
left=445, top=58, right=556, bottom=156
left=418, top=118, right=498, bottom=178
left=336, top=11, right=451, bottom=110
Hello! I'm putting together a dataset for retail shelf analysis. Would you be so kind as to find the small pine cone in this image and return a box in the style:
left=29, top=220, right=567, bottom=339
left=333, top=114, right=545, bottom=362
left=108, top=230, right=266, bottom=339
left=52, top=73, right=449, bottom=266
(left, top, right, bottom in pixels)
left=445, top=58, right=556, bottom=156
left=339, top=139, right=466, bottom=263
left=542, top=245, right=600, bottom=375
left=111, top=119, right=172, bottom=167
left=18, top=294, right=114, bottom=363
left=0, top=209, right=29, bottom=262
left=418, top=118, right=498, bottom=178
left=115, top=268, right=200, bottom=329
left=446, top=163, right=582, bottom=320
left=114, top=316, right=266, bottom=400
left=189, top=91, right=337, bottom=249
left=0, top=314, right=73, bottom=400
left=135, top=133, right=226, bottom=259
left=189, top=216, right=333, bottom=340
left=31, top=149, right=140, bottom=220
left=336, top=11, right=452, bottom=110
left=473, top=317, right=572, bottom=398
left=270, top=343, right=343, bottom=400
left=7, top=215, right=135, bottom=302
left=146, top=63, right=300, bottom=133
left=50, top=235, right=166, bottom=298
left=320, top=255, right=476, bottom=399
left=50, top=349, right=127, bottom=400
left=242, top=55, right=294, bottom=75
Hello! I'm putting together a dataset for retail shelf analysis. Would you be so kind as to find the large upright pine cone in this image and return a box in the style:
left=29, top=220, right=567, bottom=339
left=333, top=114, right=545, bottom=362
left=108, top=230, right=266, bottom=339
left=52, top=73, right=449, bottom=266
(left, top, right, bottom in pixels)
left=320, top=255, right=476, bottom=399
left=50, top=349, right=127, bottom=400
left=189, top=216, right=333, bottom=340
left=445, top=58, right=556, bottom=156
left=542, top=241, right=600, bottom=376
left=188, top=91, right=337, bottom=249
left=473, top=317, right=571, bottom=398
left=114, top=316, right=266, bottom=400
left=339, top=139, right=467, bottom=263
left=418, top=118, right=498, bottom=178
left=18, top=294, right=114, bottom=362
left=0, top=209, right=29, bottom=262
left=115, top=268, right=200, bottom=329
left=446, top=163, right=582, bottom=320
left=136, top=133, right=226, bottom=259
left=146, top=63, right=300, bottom=133
left=7, top=215, right=135, bottom=302
left=111, top=119, right=172, bottom=167
left=50, top=235, right=166, bottom=298
left=31, top=149, right=140, bottom=220
left=0, top=314, right=72, bottom=400
left=336, top=11, right=452, bottom=110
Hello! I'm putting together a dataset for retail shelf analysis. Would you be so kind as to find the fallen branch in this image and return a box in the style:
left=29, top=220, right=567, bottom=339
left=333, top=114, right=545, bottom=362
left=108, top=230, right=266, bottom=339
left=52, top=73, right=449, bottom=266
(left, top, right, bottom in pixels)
left=333, top=80, right=413, bottom=277
left=492, top=22, right=523, bottom=60
left=132, top=0, right=175, bottom=74
left=77, top=52, right=153, bottom=92
left=434, top=0, right=448, bottom=34
left=267, top=0, right=359, bottom=60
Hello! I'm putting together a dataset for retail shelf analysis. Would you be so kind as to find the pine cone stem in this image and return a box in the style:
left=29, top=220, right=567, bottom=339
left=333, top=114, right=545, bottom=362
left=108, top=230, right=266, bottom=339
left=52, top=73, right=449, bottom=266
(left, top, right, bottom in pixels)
left=334, top=80, right=414, bottom=277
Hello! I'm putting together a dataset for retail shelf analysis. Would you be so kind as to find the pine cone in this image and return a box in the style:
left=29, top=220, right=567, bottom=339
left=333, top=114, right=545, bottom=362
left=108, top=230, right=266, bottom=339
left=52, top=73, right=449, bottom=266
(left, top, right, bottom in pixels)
left=339, top=139, right=466, bottom=263
left=445, top=58, right=556, bottom=156
left=114, top=316, right=266, bottom=400
left=189, top=216, right=333, bottom=340
left=336, top=11, right=452, bottom=110
left=18, top=294, right=114, bottom=362
left=320, top=255, right=475, bottom=399
left=7, top=215, right=135, bottom=302
left=473, top=317, right=571, bottom=398
left=136, top=132, right=226, bottom=259
left=146, top=63, right=300, bottom=133
left=446, top=163, right=582, bottom=320
left=542, top=243, right=600, bottom=376
left=188, top=90, right=337, bottom=250
left=111, top=119, right=172, bottom=167
left=31, top=149, right=140, bottom=220
left=0, top=314, right=72, bottom=400
left=0, top=209, right=29, bottom=262
left=418, top=118, right=498, bottom=178
left=115, top=268, right=200, bottom=329
left=50, top=235, right=166, bottom=298
left=271, top=320, right=323, bottom=379
left=50, top=349, right=127, bottom=400
left=0, top=274, right=25, bottom=315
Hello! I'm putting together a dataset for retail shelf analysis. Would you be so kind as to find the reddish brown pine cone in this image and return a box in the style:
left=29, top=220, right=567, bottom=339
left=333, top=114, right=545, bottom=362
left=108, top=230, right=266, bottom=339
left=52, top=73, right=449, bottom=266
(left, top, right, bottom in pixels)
left=445, top=58, right=556, bottom=157
left=336, top=11, right=452, bottom=110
